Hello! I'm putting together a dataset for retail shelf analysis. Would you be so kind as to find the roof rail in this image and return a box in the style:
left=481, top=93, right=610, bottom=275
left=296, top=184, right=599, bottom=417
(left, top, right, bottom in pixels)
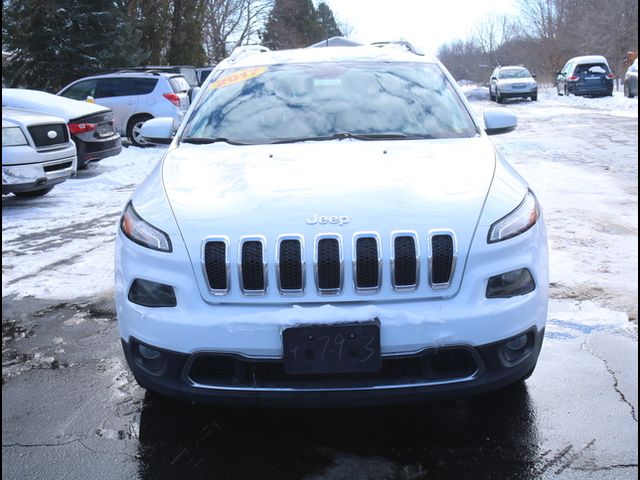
left=113, top=69, right=162, bottom=76
left=370, top=41, right=423, bottom=56
left=227, top=44, right=270, bottom=63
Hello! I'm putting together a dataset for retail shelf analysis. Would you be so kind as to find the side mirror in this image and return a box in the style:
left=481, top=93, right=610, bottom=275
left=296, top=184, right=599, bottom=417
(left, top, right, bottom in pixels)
left=140, top=117, right=174, bottom=145
left=532, top=74, right=537, bottom=78
left=490, top=76, right=497, bottom=81
left=484, top=108, right=517, bottom=135
left=556, top=71, right=563, bottom=76
left=86, top=95, right=96, bottom=104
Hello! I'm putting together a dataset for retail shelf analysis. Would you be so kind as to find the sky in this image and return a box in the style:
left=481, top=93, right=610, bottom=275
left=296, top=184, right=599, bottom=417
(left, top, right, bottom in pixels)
left=322, top=0, right=518, bottom=56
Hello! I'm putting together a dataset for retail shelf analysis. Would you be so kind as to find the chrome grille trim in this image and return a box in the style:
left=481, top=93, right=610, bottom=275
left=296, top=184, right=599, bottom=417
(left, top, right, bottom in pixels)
left=275, top=234, right=305, bottom=296
left=352, top=232, right=382, bottom=294
left=314, top=233, right=344, bottom=295
left=238, top=235, right=268, bottom=296
left=390, top=231, right=419, bottom=292
left=201, top=236, right=231, bottom=295
left=428, top=229, right=457, bottom=289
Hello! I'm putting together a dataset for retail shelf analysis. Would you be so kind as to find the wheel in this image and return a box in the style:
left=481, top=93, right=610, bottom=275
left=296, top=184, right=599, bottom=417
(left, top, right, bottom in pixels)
left=489, top=90, right=495, bottom=101
left=531, top=95, right=538, bottom=101
left=13, top=187, right=54, bottom=197
left=558, top=85, right=563, bottom=96
left=496, top=92, right=503, bottom=104
left=564, top=85, right=569, bottom=97
left=127, top=115, right=153, bottom=148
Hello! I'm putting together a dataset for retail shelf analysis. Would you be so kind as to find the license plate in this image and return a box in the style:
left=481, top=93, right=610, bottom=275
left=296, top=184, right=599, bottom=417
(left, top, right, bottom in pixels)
left=585, top=76, right=600, bottom=80
left=282, top=320, right=381, bottom=375
left=513, top=84, right=526, bottom=88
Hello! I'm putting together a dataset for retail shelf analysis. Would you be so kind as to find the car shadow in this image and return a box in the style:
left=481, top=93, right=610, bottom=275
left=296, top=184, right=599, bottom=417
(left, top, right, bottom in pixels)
left=136, top=383, right=540, bottom=479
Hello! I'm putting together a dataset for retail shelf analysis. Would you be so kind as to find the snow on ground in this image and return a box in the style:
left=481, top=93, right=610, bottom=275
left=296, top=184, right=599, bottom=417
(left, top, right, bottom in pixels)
left=2, top=146, right=164, bottom=299
left=2, top=88, right=638, bottom=333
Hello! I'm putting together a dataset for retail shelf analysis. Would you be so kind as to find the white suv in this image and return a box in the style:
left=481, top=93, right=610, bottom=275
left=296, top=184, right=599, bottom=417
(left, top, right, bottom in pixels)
left=115, top=44, right=549, bottom=406
left=58, top=72, right=190, bottom=147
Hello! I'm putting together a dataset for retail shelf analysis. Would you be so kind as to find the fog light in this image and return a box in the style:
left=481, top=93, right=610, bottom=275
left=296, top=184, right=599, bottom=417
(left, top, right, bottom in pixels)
left=506, top=334, right=528, bottom=351
left=139, top=344, right=161, bottom=360
left=128, top=278, right=177, bottom=307
left=486, top=268, right=535, bottom=298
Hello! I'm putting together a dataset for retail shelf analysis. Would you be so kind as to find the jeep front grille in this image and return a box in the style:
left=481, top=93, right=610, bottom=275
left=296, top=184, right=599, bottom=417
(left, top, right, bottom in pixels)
left=203, top=231, right=456, bottom=296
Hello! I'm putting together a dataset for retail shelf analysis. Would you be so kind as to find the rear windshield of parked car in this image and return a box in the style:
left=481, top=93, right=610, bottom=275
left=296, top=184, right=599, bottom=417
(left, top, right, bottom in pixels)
left=574, top=63, right=610, bottom=75
left=181, top=62, right=477, bottom=144
left=170, top=76, right=191, bottom=93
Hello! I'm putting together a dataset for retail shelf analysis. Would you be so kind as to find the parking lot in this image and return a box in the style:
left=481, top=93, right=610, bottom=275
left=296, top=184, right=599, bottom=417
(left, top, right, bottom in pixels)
left=2, top=87, right=638, bottom=479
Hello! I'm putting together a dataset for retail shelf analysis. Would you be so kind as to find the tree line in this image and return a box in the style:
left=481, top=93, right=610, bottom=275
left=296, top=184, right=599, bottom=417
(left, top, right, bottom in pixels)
left=437, top=0, right=638, bottom=85
left=2, top=0, right=343, bottom=91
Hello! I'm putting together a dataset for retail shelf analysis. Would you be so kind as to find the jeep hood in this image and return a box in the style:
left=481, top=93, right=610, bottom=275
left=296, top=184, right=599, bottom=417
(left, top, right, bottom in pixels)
left=161, top=137, right=497, bottom=302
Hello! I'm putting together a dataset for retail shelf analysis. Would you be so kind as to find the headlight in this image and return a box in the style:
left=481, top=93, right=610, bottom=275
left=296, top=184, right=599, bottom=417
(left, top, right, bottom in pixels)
left=488, top=190, right=539, bottom=243
left=2, top=127, right=28, bottom=147
left=120, top=201, right=172, bottom=252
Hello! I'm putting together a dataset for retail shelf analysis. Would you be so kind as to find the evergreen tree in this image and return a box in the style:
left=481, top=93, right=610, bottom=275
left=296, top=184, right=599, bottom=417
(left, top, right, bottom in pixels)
left=316, top=2, right=342, bottom=40
left=2, top=0, right=146, bottom=91
left=167, top=0, right=208, bottom=66
left=260, top=0, right=323, bottom=50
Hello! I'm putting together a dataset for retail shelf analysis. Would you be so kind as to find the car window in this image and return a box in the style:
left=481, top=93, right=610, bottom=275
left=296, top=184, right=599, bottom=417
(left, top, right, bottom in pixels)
left=128, top=78, right=158, bottom=95
left=179, top=68, right=199, bottom=87
left=574, top=63, right=609, bottom=75
left=182, top=61, right=477, bottom=144
left=169, top=76, right=191, bottom=93
left=95, top=77, right=158, bottom=98
left=60, top=79, right=98, bottom=100
left=499, top=68, right=531, bottom=79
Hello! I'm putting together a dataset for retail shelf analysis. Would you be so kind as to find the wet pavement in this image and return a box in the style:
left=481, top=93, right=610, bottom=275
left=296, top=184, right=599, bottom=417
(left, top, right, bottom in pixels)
left=1, top=295, right=637, bottom=479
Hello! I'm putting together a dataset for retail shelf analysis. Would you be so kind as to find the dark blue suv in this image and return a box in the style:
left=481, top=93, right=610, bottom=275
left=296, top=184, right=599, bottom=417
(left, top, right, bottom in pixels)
left=556, top=55, right=614, bottom=97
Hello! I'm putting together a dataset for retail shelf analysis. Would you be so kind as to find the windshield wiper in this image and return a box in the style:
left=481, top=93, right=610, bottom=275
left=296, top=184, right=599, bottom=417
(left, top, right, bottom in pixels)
left=181, top=137, right=250, bottom=145
left=270, top=132, right=434, bottom=144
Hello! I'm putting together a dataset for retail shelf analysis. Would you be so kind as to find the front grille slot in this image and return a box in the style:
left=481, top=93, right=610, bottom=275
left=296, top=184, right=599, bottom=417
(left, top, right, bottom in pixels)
left=431, top=234, right=454, bottom=286
left=27, top=124, right=69, bottom=148
left=355, top=236, right=380, bottom=290
left=43, top=161, right=73, bottom=173
left=204, top=241, right=228, bottom=292
left=188, top=348, right=478, bottom=389
left=393, top=236, right=417, bottom=288
left=241, top=240, right=265, bottom=293
left=278, top=239, right=303, bottom=292
left=317, top=238, right=341, bottom=293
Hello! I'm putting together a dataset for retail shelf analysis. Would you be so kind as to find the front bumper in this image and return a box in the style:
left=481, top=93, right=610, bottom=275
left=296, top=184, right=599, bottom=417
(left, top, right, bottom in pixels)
left=122, top=327, right=544, bottom=407
left=499, top=88, right=537, bottom=98
left=2, top=147, right=77, bottom=194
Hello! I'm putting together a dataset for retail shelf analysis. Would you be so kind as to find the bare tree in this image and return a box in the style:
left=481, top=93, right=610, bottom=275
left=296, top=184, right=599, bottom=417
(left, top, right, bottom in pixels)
left=204, top=0, right=273, bottom=63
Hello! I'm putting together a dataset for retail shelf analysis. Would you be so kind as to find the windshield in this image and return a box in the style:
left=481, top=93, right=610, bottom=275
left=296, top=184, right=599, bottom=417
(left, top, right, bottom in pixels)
left=499, top=68, right=531, bottom=79
left=181, top=62, right=477, bottom=144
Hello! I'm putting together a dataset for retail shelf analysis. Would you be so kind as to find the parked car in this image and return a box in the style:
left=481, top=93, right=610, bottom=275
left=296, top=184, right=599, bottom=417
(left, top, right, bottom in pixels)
left=489, top=66, right=538, bottom=102
left=58, top=72, right=190, bottom=147
left=2, top=88, right=122, bottom=168
left=196, top=66, right=215, bottom=85
left=2, top=107, right=77, bottom=197
left=624, top=58, right=638, bottom=98
left=120, top=66, right=200, bottom=99
left=116, top=43, right=548, bottom=407
left=556, top=55, right=614, bottom=97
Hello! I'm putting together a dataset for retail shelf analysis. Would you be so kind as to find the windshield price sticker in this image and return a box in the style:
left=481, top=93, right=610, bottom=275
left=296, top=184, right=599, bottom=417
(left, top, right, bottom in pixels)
left=210, top=66, right=268, bottom=89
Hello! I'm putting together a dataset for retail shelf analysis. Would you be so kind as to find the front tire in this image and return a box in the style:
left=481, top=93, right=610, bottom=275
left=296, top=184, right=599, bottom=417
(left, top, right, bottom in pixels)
left=127, top=115, right=153, bottom=148
left=496, top=92, right=504, bottom=104
left=531, top=94, right=538, bottom=101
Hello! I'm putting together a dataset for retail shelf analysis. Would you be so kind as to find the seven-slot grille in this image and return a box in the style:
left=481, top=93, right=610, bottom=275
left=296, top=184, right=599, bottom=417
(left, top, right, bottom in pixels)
left=27, top=124, right=69, bottom=148
left=203, top=232, right=455, bottom=296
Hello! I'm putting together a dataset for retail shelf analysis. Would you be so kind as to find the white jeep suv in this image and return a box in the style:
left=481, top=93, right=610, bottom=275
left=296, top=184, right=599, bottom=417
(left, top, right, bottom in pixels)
left=115, top=44, right=549, bottom=406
